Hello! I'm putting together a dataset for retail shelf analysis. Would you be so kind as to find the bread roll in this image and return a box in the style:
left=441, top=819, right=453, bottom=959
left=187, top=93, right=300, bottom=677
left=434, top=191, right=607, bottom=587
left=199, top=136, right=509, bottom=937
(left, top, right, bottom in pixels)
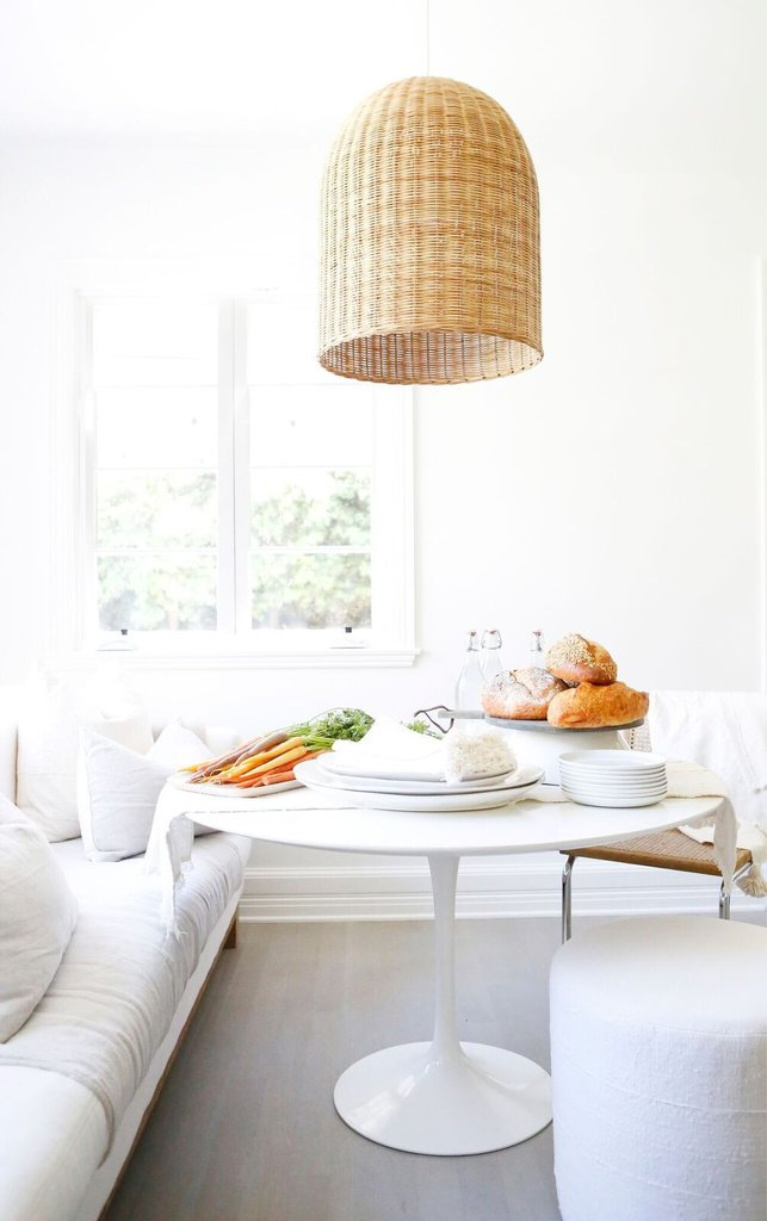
left=547, top=681, right=649, bottom=728
left=546, top=633, right=618, bottom=686
left=482, top=668, right=569, bottom=720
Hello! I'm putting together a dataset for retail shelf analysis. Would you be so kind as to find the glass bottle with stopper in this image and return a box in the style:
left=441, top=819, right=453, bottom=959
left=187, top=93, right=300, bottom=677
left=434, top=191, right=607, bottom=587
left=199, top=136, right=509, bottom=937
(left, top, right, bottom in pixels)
left=455, top=631, right=484, bottom=712
left=480, top=629, right=503, bottom=683
left=529, top=629, right=546, bottom=670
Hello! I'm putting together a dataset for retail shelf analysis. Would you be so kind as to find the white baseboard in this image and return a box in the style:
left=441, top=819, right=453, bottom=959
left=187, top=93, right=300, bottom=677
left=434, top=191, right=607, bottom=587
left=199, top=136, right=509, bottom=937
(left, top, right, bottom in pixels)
left=239, top=857, right=765, bottom=922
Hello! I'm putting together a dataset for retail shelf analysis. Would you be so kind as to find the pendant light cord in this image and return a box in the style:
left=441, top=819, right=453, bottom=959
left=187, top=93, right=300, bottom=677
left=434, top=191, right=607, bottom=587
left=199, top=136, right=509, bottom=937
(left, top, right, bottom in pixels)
left=425, top=0, right=431, bottom=75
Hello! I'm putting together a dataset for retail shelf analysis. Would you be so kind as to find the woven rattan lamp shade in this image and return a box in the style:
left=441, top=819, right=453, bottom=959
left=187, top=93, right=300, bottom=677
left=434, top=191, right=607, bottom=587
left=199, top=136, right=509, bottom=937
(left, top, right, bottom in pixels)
left=319, top=76, right=542, bottom=385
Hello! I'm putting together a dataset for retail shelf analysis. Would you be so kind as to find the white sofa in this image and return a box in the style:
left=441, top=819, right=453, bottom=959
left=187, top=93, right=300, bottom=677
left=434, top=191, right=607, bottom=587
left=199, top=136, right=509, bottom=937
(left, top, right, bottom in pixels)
left=0, top=691, right=249, bottom=1221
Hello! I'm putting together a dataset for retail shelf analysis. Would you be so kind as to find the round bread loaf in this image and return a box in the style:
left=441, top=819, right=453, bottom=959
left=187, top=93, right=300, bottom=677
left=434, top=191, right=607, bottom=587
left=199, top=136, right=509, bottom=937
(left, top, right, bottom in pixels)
left=547, top=681, right=649, bottom=728
left=482, top=668, right=569, bottom=721
left=546, top=633, right=618, bottom=686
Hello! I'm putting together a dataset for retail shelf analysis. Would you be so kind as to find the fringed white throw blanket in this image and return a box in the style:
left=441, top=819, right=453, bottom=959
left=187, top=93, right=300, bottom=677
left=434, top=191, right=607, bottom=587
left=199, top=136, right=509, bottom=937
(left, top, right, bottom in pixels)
left=147, top=763, right=741, bottom=933
left=649, top=691, right=767, bottom=896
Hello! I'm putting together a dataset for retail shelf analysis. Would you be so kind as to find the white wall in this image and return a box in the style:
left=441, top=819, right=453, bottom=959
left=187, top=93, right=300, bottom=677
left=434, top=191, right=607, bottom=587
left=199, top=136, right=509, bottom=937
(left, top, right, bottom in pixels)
left=1, top=156, right=765, bottom=710
left=0, top=0, right=765, bottom=911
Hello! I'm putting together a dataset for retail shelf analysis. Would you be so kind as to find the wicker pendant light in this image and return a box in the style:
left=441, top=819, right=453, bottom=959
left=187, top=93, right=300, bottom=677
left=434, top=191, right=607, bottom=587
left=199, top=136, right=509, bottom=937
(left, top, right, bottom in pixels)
left=319, top=76, right=542, bottom=385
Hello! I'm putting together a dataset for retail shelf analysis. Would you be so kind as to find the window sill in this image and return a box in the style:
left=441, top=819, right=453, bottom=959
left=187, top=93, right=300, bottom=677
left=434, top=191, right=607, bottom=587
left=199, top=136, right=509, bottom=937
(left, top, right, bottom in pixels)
left=51, top=647, right=420, bottom=672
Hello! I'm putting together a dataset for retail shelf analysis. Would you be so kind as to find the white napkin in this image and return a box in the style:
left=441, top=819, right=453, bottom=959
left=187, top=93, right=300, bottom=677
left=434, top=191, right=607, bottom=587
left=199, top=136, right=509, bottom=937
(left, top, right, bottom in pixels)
left=325, top=718, right=446, bottom=781
left=326, top=718, right=515, bottom=783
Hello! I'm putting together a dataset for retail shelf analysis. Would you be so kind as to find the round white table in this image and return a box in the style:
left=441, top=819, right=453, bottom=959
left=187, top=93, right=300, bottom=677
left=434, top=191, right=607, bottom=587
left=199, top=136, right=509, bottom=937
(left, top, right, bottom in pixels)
left=190, top=789, right=722, bottom=1157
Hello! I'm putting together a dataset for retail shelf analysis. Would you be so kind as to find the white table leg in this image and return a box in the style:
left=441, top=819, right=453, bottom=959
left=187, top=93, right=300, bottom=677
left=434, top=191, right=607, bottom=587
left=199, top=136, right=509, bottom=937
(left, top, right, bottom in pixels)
left=333, top=854, right=552, bottom=1155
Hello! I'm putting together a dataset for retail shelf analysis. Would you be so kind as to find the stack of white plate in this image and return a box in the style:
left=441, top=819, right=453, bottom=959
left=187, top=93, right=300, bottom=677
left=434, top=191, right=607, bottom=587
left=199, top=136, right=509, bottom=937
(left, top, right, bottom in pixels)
left=559, top=750, right=668, bottom=808
left=294, top=758, right=545, bottom=813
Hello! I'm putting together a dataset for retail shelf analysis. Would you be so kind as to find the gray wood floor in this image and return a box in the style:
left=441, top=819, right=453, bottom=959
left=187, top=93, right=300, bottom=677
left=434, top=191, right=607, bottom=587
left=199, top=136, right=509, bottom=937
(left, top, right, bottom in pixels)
left=104, top=912, right=764, bottom=1221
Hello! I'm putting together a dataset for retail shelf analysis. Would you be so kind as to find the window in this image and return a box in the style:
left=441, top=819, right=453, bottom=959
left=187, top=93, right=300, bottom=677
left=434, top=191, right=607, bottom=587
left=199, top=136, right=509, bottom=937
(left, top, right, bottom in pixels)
left=68, top=288, right=414, bottom=661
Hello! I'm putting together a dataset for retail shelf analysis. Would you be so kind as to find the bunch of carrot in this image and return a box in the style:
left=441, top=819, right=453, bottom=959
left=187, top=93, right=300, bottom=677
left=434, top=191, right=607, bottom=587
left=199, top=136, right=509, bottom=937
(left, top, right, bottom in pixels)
left=181, top=729, right=326, bottom=789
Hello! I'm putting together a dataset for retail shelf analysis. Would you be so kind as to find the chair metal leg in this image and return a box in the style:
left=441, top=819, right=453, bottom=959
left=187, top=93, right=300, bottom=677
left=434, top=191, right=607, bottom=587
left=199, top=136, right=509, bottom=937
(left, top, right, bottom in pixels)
left=719, top=861, right=753, bottom=920
left=562, top=856, right=576, bottom=943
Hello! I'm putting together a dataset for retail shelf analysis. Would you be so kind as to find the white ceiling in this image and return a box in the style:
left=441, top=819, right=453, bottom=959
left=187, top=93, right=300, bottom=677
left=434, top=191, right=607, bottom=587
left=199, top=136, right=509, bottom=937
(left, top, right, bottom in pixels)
left=0, top=0, right=422, bottom=135
left=0, top=0, right=764, bottom=174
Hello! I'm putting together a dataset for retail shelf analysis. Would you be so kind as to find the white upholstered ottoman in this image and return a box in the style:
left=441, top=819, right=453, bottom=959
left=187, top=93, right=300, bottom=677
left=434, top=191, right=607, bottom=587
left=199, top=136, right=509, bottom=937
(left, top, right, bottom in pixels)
left=550, top=917, right=767, bottom=1221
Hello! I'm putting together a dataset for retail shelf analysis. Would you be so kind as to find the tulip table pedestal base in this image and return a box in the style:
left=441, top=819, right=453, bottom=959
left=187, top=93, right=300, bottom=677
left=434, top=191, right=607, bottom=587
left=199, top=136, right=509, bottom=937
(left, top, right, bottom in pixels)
left=333, top=855, right=552, bottom=1156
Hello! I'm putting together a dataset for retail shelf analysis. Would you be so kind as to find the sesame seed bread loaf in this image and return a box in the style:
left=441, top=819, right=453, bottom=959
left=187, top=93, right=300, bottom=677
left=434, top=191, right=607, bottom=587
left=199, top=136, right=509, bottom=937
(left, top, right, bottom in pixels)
left=546, top=633, right=618, bottom=686
left=547, top=681, right=649, bottom=728
left=482, top=668, right=569, bottom=721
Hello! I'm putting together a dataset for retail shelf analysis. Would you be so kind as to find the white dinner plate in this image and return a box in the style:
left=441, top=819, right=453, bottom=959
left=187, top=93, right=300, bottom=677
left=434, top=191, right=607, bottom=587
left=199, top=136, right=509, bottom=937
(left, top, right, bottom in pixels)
left=169, top=774, right=304, bottom=798
left=561, top=783, right=667, bottom=794
left=311, top=761, right=543, bottom=796
left=295, top=759, right=545, bottom=812
left=564, top=791, right=666, bottom=809
left=559, top=750, right=667, bottom=770
left=560, top=759, right=666, bottom=773
left=560, top=767, right=665, bottom=780
left=564, top=794, right=668, bottom=805
left=562, top=791, right=669, bottom=804
left=559, top=773, right=667, bottom=791
left=559, top=766, right=669, bottom=786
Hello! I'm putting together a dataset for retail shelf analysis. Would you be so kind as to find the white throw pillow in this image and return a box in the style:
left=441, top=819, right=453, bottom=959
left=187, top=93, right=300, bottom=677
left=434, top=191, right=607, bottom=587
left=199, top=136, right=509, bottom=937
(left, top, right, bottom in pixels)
left=0, top=795, right=79, bottom=1042
left=149, top=720, right=214, bottom=771
left=16, top=676, right=154, bottom=843
left=77, top=722, right=214, bottom=862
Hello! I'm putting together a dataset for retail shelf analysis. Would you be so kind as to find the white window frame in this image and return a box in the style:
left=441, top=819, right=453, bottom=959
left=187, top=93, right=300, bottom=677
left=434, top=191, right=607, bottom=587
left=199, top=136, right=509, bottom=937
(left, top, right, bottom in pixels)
left=50, top=261, right=416, bottom=669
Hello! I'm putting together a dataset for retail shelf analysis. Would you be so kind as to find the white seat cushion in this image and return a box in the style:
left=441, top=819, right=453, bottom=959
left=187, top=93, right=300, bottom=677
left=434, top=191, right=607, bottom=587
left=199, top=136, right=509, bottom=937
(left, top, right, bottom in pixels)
left=0, top=1067, right=108, bottom=1221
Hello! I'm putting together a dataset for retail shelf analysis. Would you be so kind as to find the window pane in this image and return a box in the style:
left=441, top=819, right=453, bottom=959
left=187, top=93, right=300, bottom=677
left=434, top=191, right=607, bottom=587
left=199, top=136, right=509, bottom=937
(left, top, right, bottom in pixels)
left=249, top=387, right=373, bottom=467
left=98, top=555, right=217, bottom=631
left=250, top=553, right=371, bottom=630
left=246, top=301, right=336, bottom=386
left=250, top=469, right=371, bottom=548
left=97, top=471, right=217, bottom=549
left=96, top=389, right=217, bottom=469
left=92, top=298, right=218, bottom=387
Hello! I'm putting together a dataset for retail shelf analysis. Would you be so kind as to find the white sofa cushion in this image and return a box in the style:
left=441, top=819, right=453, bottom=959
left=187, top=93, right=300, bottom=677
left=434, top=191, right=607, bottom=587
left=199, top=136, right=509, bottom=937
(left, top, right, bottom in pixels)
left=0, top=796, right=79, bottom=1042
left=0, top=1067, right=108, bottom=1221
left=16, top=678, right=154, bottom=842
left=0, top=833, right=249, bottom=1150
left=77, top=721, right=214, bottom=862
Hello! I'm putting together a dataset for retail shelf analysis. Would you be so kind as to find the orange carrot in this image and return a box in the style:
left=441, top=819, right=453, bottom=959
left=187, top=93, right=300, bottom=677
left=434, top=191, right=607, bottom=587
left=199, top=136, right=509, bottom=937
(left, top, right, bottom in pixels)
left=219, top=737, right=305, bottom=782
left=239, top=769, right=295, bottom=788
left=244, top=745, right=310, bottom=777
left=260, top=770, right=296, bottom=785
left=187, top=731, right=288, bottom=781
left=241, top=749, right=328, bottom=788
left=179, top=760, right=212, bottom=774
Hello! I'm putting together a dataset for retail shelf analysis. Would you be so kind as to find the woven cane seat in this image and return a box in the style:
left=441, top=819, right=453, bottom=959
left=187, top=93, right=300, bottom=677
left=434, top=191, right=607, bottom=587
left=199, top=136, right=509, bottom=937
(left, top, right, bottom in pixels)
left=562, top=828, right=752, bottom=877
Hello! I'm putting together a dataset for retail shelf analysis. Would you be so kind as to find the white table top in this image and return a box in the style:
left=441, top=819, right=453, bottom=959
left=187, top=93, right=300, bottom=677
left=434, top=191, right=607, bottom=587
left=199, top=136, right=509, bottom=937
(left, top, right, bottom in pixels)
left=178, top=786, right=722, bottom=858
